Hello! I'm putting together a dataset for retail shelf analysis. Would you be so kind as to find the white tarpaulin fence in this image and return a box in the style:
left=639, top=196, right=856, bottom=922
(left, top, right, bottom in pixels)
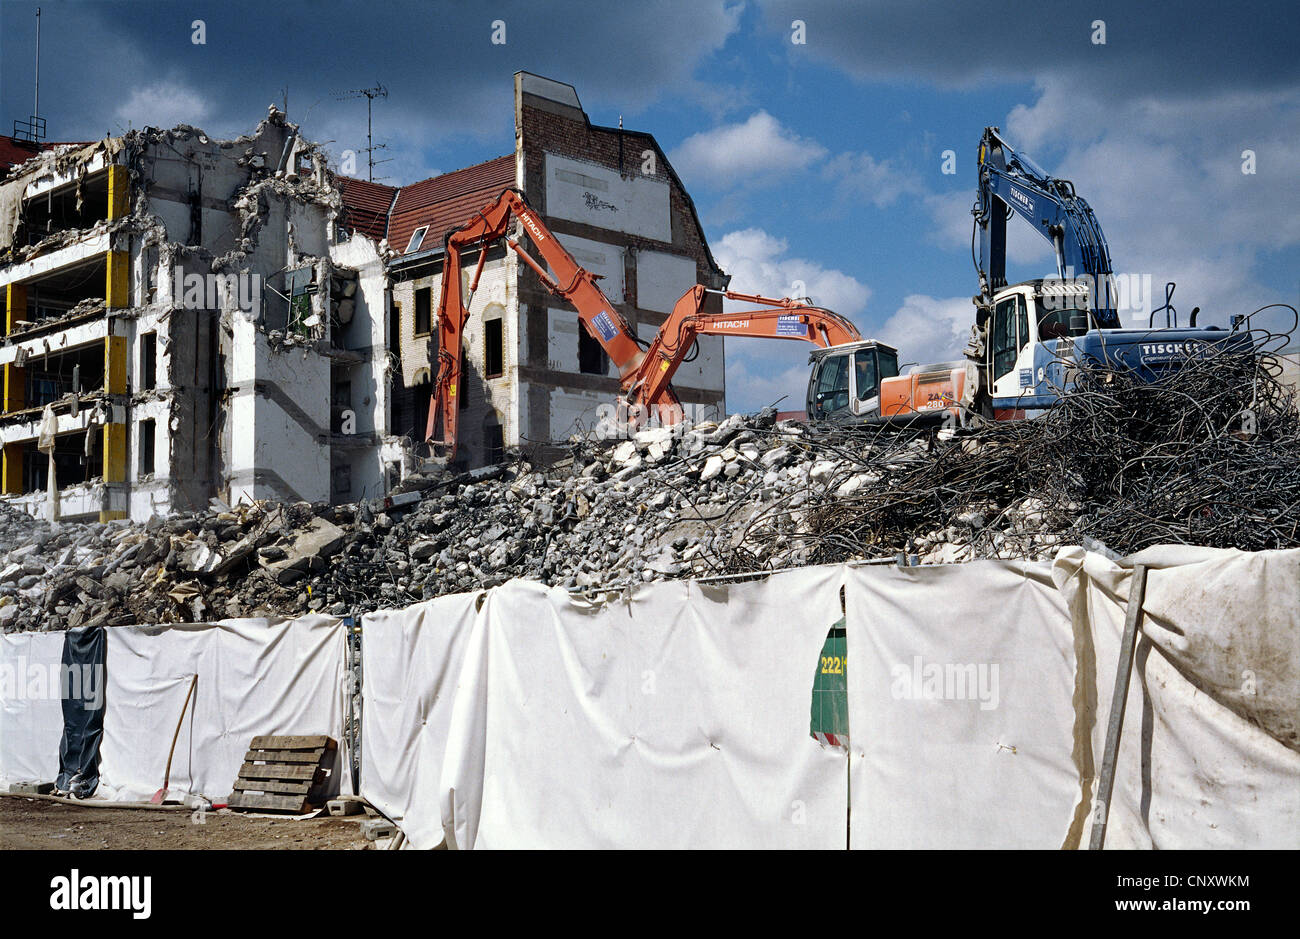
left=0, top=614, right=351, bottom=804
left=0, top=630, right=68, bottom=788
left=3, top=548, right=1295, bottom=844
left=361, top=548, right=1299, bottom=849
left=360, top=592, right=480, bottom=848
left=845, top=558, right=1082, bottom=848
left=1052, top=546, right=1300, bottom=849
left=448, top=568, right=848, bottom=849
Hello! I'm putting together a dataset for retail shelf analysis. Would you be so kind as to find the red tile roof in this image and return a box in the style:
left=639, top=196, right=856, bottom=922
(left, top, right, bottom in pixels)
left=337, top=176, right=397, bottom=242
left=0, top=135, right=61, bottom=177
left=387, top=155, right=514, bottom=257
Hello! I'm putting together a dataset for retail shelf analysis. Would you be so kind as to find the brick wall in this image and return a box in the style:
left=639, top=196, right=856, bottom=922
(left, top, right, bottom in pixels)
left=516, top=91, right=728, bottom=448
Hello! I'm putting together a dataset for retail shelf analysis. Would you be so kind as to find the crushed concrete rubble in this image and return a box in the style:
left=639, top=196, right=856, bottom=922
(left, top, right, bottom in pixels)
left=1, top=345, right=1297, bottom=634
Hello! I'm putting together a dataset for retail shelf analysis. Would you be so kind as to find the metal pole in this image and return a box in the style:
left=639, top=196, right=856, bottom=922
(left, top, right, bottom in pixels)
left=34, top=7, right=41, bottom=124
left=1089, top=563, right=1148, bottom=850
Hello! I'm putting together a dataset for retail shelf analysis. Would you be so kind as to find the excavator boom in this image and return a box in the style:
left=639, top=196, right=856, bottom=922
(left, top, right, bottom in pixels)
left=426, top=189, right=644, bottom=459
left=630, top=285, right=862, bottom=416
left=427, top=188, right=868, bottom=459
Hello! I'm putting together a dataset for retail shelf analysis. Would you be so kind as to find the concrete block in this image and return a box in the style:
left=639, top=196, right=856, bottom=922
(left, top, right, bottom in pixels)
left=327, top=798, right=363, bottom=816
left=262, top=517, right=346, bottom=581
left=361, top=818, right=396, bottom=840
left=9, top=781, right=55, bottom=795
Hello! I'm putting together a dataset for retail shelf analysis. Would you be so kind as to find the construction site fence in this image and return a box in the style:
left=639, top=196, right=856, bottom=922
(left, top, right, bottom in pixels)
left=2, top=546, right=1297, bottom=847
left=1, top=615, right=353, bottom=804
left=361, top=545, right=1297, bottom=849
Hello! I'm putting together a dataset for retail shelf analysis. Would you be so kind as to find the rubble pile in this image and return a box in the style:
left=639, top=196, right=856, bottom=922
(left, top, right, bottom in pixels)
left=2, top=341, right=1297, bottom=633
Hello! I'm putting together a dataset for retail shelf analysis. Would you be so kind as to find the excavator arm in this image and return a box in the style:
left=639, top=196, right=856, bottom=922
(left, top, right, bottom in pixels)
left=426, top=189, right=645, bottom=459
left=629, top=285, right=861, bottom=413
left=975, top=126, right=1118, bottom=327
left=427, top=188, right=863, bottom=460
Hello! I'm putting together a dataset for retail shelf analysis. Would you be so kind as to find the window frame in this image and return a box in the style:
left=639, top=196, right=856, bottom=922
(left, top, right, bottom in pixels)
left=413, top=286, right=432, bottom=338
left=484, top=318, right=504, bottom=379
left=140, top=331, right=157, bottom=391
left=139, top=418, right=156, bottom=476
left=405, top=226, right=428, bottom=254
left=991, top=295, right=1022, bottom=381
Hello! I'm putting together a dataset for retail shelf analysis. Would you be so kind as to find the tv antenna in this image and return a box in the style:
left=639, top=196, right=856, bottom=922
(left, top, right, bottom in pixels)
left=14, top=7, right=46, bottom=144
left=336, top=83, right=391, bottom=181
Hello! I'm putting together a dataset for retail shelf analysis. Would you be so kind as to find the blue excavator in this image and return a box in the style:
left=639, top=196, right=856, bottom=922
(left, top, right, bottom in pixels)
left=870, top=126, right=1252, bottom=423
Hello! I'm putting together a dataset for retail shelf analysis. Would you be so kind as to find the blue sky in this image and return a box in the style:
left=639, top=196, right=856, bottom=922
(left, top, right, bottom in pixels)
left=3, top=0, right=1297, bottom=412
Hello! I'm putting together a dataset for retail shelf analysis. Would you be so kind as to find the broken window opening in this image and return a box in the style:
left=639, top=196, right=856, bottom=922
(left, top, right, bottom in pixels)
left=484, top=420, right=505, bottom=466
left=140, top=332, right=157, bottom=390
left=485, top=318, right=504, bottom=378
left=389, top=301, right=402, bottom=349
left=8, top=255, right=108, bottom=333
left=187, top=180, right=202, bottom=246
left=412, top=371, right=432, bottom=443
left=22, top=429, right=100, bottom=492
left=17, top=172, right=110, bottom=248
left=332, top=462, right=351, bottom=498
left=23, top=345, right=104, bottom=409
left=331, top=380, right=352, bottom=434
left=139, top=419, right=156, bottom=476
left=285, top=267, right=316, bottom=337
left=578, top=320, right=607, bottom=375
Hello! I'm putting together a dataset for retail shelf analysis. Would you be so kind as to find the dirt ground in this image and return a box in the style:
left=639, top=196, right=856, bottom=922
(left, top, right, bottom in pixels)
left=0, top=796, right=374, bottom=850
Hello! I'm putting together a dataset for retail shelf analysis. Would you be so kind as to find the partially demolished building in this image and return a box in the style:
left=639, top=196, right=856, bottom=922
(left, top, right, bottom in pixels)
left=0, top=72, right=726, bottom=522
left=0, top=108, right=388, bottom=521
left=339, top=72, right=728, bottom=468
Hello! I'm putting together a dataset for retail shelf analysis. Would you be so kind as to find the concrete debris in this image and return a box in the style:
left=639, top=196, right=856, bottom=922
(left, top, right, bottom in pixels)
left=2, top=345, right=1298, bottom=634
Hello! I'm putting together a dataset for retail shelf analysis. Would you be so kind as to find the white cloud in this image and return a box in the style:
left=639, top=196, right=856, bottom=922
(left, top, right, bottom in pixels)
left=724, top=357, right=813, bottom=414
left=671, top=111, right=827, bottom=188
left=713, top=227, right=875, bottom=413
left=923, top=190, right=1052, bottom=267
left=1002, top=78, right=1300, bottom=328
left=876, top=294, right=974, bottom=370
left=823, top=151, right=921, bottom=207
left=713, top=228, right=870, bottom=316
left=113, top=81, right=213, bottom=133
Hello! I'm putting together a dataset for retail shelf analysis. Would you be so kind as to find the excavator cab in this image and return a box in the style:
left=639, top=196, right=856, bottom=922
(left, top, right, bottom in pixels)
left=806, top=341, right=899, bottom=421
left=976, top=278, right=1250, bottom=416
left=976, top=280, right=1094, bottom=416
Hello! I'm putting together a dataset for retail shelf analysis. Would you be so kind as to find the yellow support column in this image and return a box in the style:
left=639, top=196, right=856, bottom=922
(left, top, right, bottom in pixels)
left=102, top=333, right=129, bottom=521
left=2, top=442, right=23, bottom=494
left=107, top=164, right=129, bottom=220
left=2, top=363, right=24, bottom=414
left=5, top=282, right=27, bottom=335
left=101, top=422, right=128, bottom=520
left=106, top=250, right=130, bottom=309
left=104, top=335, right=127, bottom=395
left=102, top=422, right=127, bottom=484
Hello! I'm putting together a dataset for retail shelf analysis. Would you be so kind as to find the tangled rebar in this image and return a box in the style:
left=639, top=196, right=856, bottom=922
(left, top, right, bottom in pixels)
left=696, top=319, right=1300, bottom=571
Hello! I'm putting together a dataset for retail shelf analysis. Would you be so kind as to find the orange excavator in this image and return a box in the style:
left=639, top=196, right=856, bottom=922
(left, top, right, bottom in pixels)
left=424, top=189, right=867, bottom=460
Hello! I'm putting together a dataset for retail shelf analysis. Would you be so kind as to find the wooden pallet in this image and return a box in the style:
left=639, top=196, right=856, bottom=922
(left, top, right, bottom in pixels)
left=227, top=735, right=337, bottom=813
